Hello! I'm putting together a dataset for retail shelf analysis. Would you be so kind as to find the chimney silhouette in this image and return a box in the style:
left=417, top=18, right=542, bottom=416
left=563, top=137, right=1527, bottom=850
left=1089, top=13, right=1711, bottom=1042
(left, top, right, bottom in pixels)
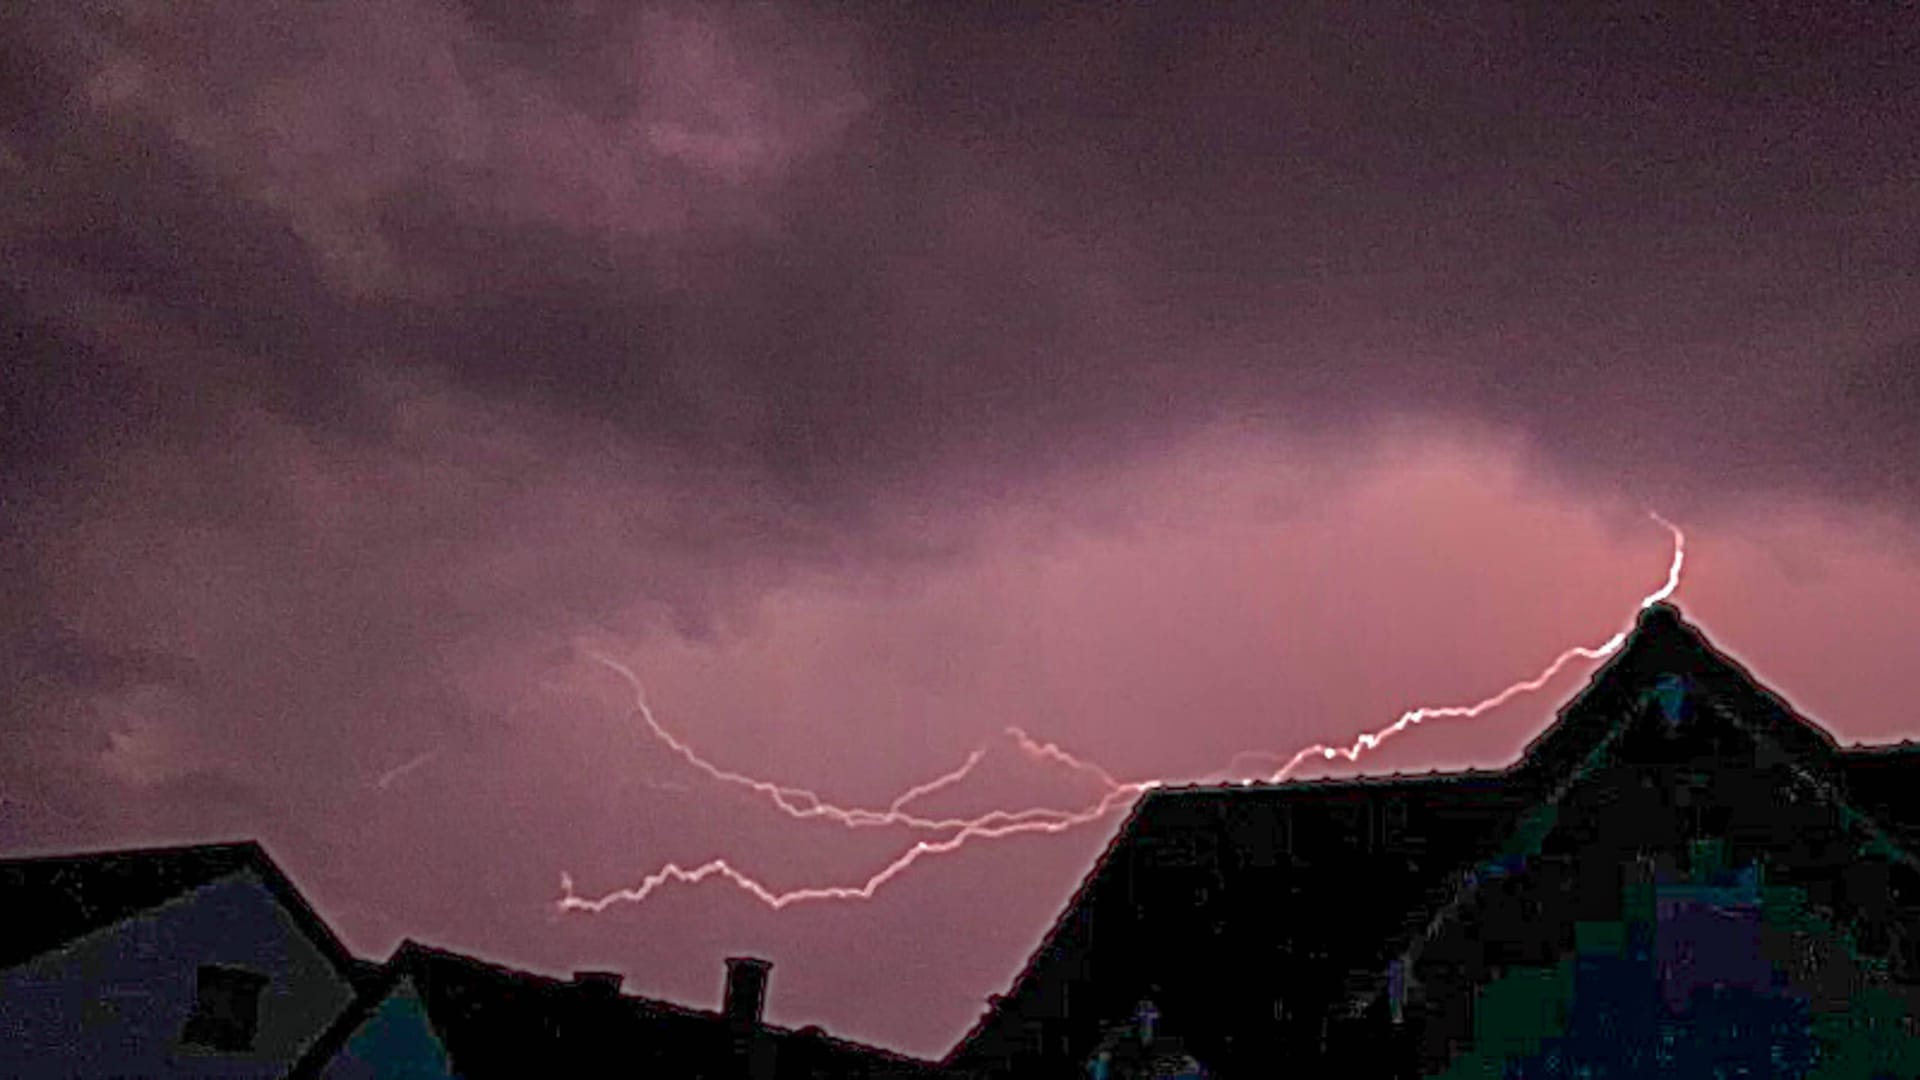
left=723, top=957, right=772, bottom=1027
left=572, top=970, right=623, bottom=995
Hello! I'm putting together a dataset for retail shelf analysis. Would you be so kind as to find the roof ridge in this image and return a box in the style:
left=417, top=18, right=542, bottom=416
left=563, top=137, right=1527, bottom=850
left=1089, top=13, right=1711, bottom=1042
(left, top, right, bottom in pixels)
left=1349, top=684, right=1639, bottom=1018
left=0, top=838, right=263, bottom=866
left=0, top=838, right=361, bottom=982
left=1162, top=768, right=1509, bottom=796
left=283, top=965, right=415, bottom=1080
left=1351, top=676, right=1920, bottom=1020
left=943, top=792, right=1153, bottom=1065
left=1514, top=603, right=1840, bottom=787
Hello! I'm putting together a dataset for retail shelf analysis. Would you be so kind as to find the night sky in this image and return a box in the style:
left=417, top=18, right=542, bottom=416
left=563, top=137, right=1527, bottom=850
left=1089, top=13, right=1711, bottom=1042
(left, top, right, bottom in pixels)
left=5, top=0, right=1920, bottom=1058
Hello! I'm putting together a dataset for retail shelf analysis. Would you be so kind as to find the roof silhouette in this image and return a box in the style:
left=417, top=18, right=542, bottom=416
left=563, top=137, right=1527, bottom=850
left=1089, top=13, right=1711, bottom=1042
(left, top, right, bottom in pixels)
left=0, top=841, right=948, bottom=1075
left=0, top=838, right=365, bottom=982
left=945, top=600, right=1917, bottom=1074
left=290, top=937, right=950, bottom=1078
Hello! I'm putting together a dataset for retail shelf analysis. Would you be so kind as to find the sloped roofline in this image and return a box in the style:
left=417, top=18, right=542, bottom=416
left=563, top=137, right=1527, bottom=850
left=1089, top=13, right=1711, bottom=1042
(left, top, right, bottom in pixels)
left=1348, top=694, right=1920, bottom=1021
left=942, top=793, right=1155, bottom=1066
left=0, top=838, right=367, bottom=985
left=940, top=766, right=1527, bottom=1065
left=282, top=959, right=415, bottom=1080
left=941, top=600, right=1861, bottom=1065
left=940, top=603, right=1660, bottom=1063
left=299, top=937, right=946, bottom=1072
left=1515, top=600, right=1843, bottom=772
left=1339, top=606, right=1920, bottom=1018
left=230, top=840, right=371, bottom=986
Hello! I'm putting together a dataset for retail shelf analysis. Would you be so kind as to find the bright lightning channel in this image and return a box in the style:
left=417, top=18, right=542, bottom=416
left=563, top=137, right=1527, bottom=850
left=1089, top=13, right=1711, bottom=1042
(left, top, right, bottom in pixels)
left=1254, top=512, right=1684, bottom=780
left=375, top=749, right=440, bottom=791
left=581, top=651, right=1138, bottom=832
left=558, top=511, right=1683, bottom=914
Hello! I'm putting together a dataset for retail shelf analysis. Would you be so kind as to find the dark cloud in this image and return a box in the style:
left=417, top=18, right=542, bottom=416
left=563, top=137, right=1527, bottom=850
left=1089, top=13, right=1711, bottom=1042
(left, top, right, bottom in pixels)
left=3, top=0, right=1919, bottom=1056
left=7, top=1, right=1917, bottom=515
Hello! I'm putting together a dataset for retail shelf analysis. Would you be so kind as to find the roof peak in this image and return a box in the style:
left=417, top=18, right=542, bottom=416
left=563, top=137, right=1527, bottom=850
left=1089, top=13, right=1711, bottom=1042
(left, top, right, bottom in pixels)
left=1516, top=594, right=1845, bottom=781
left=1635, top=598, right=1685, bottom=629
left=1616, top=599, right=1711, bottom=671
left=1637, top=597, right=1681, bottom=621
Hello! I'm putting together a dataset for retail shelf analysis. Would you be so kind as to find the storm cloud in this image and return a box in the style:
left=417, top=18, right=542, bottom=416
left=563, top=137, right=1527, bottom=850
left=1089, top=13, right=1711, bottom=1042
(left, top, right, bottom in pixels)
left=4, top=0, right=1919, bottom=1056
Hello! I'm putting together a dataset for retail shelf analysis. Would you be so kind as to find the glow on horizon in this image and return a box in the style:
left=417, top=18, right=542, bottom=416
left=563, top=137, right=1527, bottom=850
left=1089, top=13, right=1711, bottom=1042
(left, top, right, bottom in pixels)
left=558, top=511, right=1684, bottom=913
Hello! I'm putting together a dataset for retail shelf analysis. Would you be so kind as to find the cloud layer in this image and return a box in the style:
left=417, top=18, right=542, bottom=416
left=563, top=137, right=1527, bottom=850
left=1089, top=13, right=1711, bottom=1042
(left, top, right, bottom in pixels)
left=4, top=0, right=1919, bottom=1056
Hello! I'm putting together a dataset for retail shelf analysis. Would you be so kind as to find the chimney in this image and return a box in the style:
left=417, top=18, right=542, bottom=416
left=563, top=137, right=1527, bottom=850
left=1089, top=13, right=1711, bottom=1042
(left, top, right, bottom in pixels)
left=723, top=957, right=772, bottom=1027
left=572, top=970, right=623, bottom=995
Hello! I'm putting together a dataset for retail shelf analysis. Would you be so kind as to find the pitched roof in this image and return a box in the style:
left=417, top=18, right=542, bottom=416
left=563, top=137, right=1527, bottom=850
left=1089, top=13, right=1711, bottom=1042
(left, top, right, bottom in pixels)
left=944, top=756, right=1521, bottom=1067
left=0, top=838, right=366, bottom=982
left=943, top=790, right=1156, bottom=1065
left=944, top=601, right=1914, bottom=1072
left=290, top=938, right=951, bottom=1078
left=282, top=958, right=421, bottom=1079
left=1837, top=738, right=1920, bottom=823
left=1512, top=601, right=1842, bottom=786
left=1332, top=604, right=1920, bottom=1032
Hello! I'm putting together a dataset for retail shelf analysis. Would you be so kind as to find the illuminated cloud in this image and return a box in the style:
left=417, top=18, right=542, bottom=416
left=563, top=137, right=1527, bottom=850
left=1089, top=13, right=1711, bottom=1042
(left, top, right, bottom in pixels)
left=2, top=0, right=1917, bottom=1058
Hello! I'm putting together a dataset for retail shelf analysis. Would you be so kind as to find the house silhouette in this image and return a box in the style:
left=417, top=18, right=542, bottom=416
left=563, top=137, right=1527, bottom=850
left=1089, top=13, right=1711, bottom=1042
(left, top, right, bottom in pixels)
left=0, top=845, right=946, bottom=1077
left=10, top=601, right=1920, bottom=1076
left=946, top=602, right=1920, bottom=1078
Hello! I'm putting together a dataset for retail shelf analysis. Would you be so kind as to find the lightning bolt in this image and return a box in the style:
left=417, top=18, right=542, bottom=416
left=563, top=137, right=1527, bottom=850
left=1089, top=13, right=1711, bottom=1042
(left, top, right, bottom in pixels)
left=557, top=783, right=1155, bottom=912
left=1256, top=511, right=1684, bottom=780
left=582, top=651, right=1135, bottom=832
left=558, top=511, right=1683, bottom=913
left=374, top=749, right=440, bottom=791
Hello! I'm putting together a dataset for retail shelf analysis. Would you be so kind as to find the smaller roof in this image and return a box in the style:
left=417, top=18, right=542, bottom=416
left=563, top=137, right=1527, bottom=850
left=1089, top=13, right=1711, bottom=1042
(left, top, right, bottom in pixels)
left=290, top=938, right=951, bottom=1078
left=0, top=839, right=364, bottom=982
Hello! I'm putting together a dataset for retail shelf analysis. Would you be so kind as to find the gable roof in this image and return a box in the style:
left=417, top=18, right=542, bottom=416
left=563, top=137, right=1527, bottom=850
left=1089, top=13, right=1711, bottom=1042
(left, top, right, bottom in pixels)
left=944, top=600, right=1913, bottom=1072
left=944, top=762, right=1522, bottom=1067
left=943, top=790, right=1157, bottom=1065
left=290, top=938, right=951, bottom=1079
left=0, top=838, right=366, bottom=983
left=1513, top=601, right=1842, bottom=787
left=282, top=953, right=446, bottom=1080
left=1330, top=604, right=1920, bottom=1036
left=283, top=963, right=401, bottom=1078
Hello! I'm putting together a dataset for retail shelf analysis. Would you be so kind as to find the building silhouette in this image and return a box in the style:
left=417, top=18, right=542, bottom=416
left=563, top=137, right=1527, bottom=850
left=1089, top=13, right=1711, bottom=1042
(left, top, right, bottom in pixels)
left=0, top=841, right=368, bottom=1077
left=946, top=602, right=1920, bottom=1078
left=0, top=845, right=946, bottom=1077
left=11, top=601, right=1920, bottom=1076
left=287, top=941, right=945, bottom=1079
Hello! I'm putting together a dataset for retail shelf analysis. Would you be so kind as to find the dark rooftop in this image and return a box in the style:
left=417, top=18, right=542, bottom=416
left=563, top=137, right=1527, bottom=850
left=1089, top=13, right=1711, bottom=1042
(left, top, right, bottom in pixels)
left=0, top=839, right=364, bottom=982
left=291, top=938, right=952, bottom=1079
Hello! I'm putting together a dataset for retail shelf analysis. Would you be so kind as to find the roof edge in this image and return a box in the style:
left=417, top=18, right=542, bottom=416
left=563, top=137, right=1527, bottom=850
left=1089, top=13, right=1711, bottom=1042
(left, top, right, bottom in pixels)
left=943, top=794, right=1153, bottom=1066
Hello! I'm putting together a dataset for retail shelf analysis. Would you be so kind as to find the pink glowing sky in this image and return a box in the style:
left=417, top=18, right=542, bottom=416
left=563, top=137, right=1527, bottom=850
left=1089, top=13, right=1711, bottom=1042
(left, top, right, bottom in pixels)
left=4, top=1, right=1920, bottom=1058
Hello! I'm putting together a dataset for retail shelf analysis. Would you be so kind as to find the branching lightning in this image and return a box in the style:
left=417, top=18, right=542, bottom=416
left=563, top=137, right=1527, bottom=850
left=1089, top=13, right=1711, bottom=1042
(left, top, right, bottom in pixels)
left=375, top=749, right=440, bottom=791
left=581, top=651, right=1138, bottom=832
left=557, top=511, right=1684, bottom=914
left=1252, top=512, right=1685, bottom=781
left=557, top=783, right=1154, bottom=912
